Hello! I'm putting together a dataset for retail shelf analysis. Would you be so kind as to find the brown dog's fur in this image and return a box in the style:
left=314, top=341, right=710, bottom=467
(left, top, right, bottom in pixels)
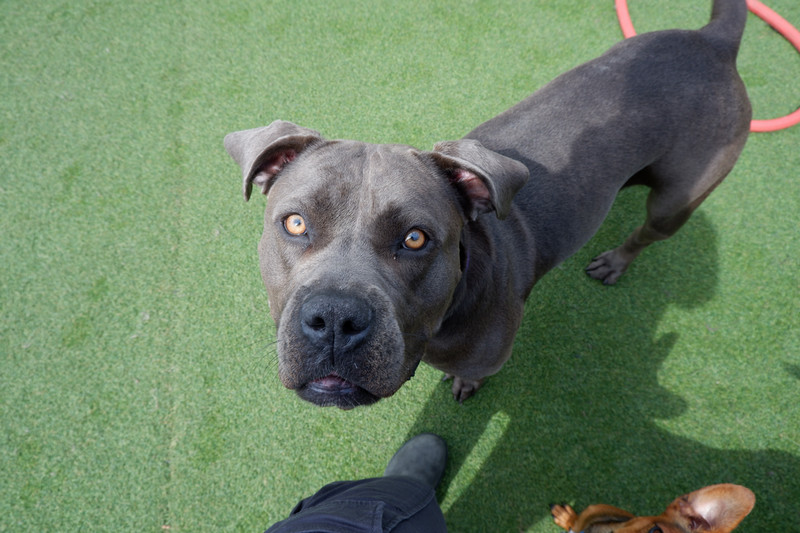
left=550, top=484, right=755, bottom=533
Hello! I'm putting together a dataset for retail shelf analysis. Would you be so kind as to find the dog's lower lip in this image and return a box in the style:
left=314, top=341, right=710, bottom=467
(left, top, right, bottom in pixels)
left=298, top=374, right=382, bottom=409
left=308, top=374, right=358, bottom=394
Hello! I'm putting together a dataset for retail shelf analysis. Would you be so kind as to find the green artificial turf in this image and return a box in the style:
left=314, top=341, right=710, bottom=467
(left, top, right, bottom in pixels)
left=2, top=0, right=798, bottom=531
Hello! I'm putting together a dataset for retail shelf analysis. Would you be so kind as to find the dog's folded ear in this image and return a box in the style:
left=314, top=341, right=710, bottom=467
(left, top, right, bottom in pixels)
left=224, top=120, right=322, bottom=200
left=679, top=484, right=755, bottom=533
left=427, top=139, right=529, bottom=221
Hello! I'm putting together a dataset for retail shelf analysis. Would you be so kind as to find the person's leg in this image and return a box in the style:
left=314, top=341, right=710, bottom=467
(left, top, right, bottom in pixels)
left=265, top=434, right=448, bottom=533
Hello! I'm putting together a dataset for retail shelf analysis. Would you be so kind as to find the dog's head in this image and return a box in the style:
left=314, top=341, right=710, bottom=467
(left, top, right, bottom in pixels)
left=659, top=484, right=755, bottom=533
left=224, top=120, right=528, bottom=408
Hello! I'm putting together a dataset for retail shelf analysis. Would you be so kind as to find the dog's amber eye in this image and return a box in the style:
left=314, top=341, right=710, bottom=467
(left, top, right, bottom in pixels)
left=648, top=526, right=663, bottom=533
left=284, top=214, right=307, bottom=236
left=403, top=228, right=427, bottom=250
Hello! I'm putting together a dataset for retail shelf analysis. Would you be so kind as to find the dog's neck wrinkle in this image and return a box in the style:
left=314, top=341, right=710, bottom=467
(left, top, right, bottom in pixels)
left=460, top=240, right=471, bottom=275
left=441, top=251, right=465, bottom=325
left=442, top=227, right=490, bottom=324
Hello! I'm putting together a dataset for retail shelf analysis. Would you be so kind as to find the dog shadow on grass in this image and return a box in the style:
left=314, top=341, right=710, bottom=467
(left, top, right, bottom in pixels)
left=404, top=188, right=799, bottom=532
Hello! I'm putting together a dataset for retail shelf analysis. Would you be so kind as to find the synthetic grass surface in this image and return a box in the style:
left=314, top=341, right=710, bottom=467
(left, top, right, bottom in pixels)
left=2, top=0, right=798, bottom=531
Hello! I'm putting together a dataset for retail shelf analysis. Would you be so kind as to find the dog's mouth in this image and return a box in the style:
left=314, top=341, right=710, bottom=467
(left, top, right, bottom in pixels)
left=297, top=373, right=381, bottom=410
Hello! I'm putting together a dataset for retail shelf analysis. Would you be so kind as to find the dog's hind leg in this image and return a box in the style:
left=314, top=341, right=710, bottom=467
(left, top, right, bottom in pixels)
left=585, top=135, right=748, bottom=285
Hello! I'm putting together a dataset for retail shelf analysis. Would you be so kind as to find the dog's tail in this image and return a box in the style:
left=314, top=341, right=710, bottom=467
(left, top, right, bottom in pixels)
left=703, top=0, right=748, bottom=57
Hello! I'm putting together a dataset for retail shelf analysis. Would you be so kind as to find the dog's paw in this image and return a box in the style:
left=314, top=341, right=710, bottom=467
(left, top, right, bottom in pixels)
left=585, top=249, right=629, bottom=285
left=549, top=503, right=577, bottom=531
left=442, top=374, right=484, bottom=403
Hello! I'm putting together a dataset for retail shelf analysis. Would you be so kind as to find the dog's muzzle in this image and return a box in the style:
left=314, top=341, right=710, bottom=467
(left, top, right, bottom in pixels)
left=288, top=290, right=385, bottom=408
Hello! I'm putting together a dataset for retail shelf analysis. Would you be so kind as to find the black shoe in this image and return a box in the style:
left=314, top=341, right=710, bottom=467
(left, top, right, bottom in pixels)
left=383, top=433, right=447, bottom=489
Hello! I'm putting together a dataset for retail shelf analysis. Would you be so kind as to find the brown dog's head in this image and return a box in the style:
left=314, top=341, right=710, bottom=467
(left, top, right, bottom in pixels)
left=224, top=120, right=528, bottom=408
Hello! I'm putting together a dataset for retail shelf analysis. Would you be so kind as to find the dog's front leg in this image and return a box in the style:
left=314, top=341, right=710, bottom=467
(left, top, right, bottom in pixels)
left=443, top=374, right=485, bottom=403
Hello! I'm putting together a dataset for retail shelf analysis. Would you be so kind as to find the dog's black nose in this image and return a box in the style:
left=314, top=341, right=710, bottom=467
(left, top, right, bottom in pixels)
left=300, top=291, right=373, bottom=353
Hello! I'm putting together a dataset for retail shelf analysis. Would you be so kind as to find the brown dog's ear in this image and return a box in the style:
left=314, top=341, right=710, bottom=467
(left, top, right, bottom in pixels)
left=678, top=484, right=755, bottom=533
left=426, top=139, right=529, bottom=221
left=223, top=120, right=322, bottom=201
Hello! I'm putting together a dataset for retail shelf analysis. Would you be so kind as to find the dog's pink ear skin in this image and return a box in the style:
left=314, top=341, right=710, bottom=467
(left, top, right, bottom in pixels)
left=223, top=120, right=322, bottom=201
left=248, top=149, right=298, bottom=198
left=450, top=168, right=493, bottom=217
left=678, top=484, right=755, bottom=533
left=426, top=139, right=529, bottom=221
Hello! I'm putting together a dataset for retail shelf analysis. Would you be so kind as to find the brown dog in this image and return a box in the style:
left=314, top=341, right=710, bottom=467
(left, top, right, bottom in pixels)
left=550, top=484, right=755, bottom=533
left=224, top=0, right=751, bottom=408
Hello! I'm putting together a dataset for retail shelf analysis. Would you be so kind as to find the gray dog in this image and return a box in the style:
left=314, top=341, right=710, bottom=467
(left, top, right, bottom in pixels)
left=224, top=0, right=750, bottom=409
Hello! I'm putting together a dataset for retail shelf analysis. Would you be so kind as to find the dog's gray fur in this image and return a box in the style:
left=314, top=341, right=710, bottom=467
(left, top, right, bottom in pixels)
left=225, top=0, right=750, bottom=408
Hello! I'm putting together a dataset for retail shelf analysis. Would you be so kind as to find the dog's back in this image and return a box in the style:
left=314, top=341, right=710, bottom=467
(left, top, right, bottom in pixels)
left=466, top=0, right=751, bottom=287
